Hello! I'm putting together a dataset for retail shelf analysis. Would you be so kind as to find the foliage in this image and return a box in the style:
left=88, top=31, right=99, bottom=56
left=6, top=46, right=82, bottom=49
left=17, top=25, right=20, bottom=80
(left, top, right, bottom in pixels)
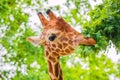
left=0, top=0, right=120, bottom=80
left=83, top=0, right=120, bottom=51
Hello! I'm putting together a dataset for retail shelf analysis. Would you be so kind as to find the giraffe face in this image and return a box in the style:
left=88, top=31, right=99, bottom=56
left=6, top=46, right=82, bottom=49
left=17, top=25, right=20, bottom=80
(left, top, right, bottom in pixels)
left=39, top=24, right=77, bottom=56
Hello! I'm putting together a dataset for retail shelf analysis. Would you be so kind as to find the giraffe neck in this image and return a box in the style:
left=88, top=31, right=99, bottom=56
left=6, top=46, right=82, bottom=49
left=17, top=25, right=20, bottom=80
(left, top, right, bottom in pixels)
left=45, top=51, right=63, bottom=80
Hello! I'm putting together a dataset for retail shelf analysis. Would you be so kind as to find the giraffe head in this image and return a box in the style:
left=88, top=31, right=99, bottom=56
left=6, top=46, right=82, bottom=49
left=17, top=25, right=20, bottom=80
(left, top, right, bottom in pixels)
left=27, top=9, right=96, bottom=56
left=27, top=9, right=96, bottom=80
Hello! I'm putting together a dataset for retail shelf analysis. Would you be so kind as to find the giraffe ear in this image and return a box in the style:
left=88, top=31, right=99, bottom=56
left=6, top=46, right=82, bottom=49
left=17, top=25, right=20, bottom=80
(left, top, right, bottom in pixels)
left=78, top=36, right=96, bottom=46
left=26, top=36, right=40, bottom=46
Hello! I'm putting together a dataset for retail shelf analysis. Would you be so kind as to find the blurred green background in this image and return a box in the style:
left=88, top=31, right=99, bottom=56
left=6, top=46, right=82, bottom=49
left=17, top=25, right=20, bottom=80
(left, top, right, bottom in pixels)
left=0, top=0, right=120, bottom=80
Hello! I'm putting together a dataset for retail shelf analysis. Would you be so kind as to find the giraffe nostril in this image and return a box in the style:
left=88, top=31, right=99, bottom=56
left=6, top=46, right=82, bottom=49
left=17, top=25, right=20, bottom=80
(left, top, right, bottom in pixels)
left=49, top=34, right=56, bottom=41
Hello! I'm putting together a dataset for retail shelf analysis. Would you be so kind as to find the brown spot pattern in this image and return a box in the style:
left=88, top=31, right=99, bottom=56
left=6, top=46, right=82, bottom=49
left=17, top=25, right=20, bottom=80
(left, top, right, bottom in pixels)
left=55, top=48, right=60, bottom=52
left=68, top=46, right=74, bottom=51
left=59, top=75, right=63, bottom=80
left=47, top=47, right=51, bottom=52
left=61, top=37, right=68, bottom=42
left=51, top=47, right=55, bottom=51
left=52, top=44, right=56, bottom=48
left=55, top=62, right=59, bottom=77
left=65, top=49, right=70, bottom=53
left=63, top=42, right=68, bottom=48
left=59, top=52, right=66, bottom=55
left=58, top=42, right=62, bottom=49
left=59, top=68, right=63, bottom=80
left=45, top=51, right=49, bottom=57
left=68, top=40, right=73, bottom=44
left=48, top=61, right=53, bottom=73
left=49, top=56, right=56, bottom=62
left=52, top=52, right=59, bottom=56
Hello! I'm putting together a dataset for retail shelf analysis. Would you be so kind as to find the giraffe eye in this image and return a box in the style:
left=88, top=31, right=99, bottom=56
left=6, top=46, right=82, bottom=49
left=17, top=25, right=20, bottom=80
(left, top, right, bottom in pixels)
left=49, top=34, right=56, bottom=41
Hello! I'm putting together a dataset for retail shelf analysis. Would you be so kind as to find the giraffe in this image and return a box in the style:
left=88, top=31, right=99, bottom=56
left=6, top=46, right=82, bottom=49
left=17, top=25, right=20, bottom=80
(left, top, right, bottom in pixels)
left=27, top=9, right=96, bottom=80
